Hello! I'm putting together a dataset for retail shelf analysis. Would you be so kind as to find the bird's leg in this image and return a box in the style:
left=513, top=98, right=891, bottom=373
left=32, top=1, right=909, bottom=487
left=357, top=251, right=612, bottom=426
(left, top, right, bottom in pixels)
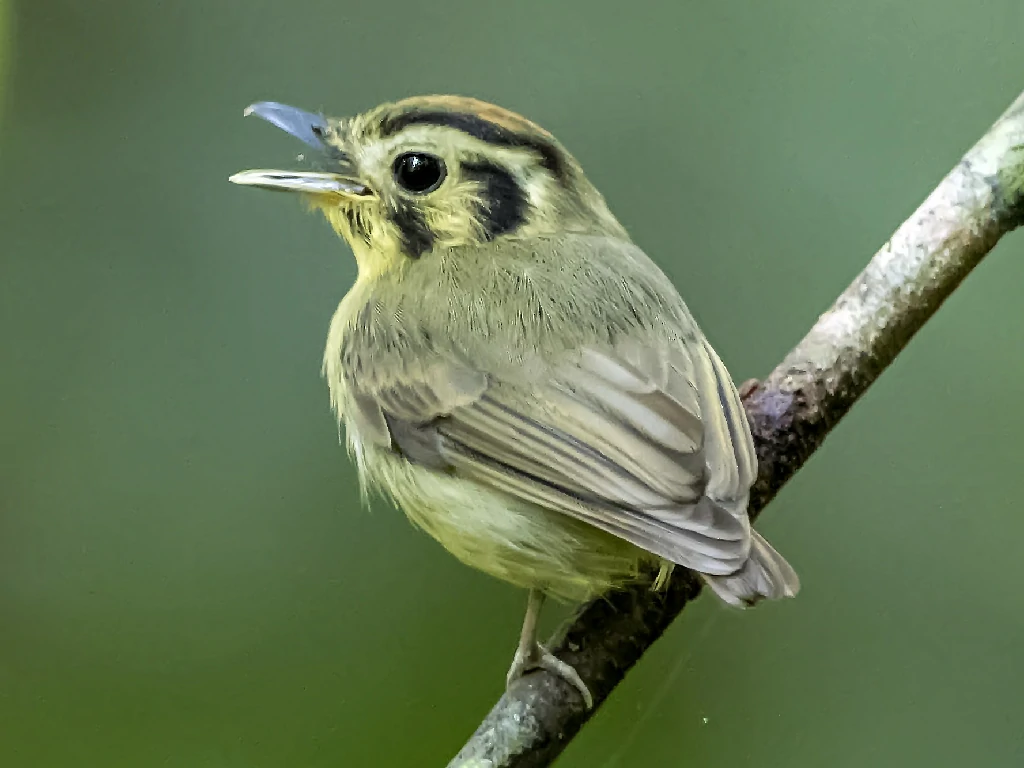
left=505, top=589, right=593, bottom=709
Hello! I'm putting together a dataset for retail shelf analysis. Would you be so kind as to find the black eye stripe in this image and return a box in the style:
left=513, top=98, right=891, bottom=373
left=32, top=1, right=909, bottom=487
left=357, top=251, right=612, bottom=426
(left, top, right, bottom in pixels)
left=380, top=110, right=566, bottom=181
left=461, top=161, right=528, bottom=240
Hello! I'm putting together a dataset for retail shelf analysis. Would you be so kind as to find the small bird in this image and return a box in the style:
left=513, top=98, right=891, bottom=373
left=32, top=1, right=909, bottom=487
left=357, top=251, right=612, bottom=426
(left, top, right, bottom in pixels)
left=231, top=96, right=799, bottom=707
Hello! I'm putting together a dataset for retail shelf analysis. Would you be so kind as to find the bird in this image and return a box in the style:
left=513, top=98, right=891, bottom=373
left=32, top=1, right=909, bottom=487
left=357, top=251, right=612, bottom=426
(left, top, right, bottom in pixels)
left=230, top=95, right=799, bottom=708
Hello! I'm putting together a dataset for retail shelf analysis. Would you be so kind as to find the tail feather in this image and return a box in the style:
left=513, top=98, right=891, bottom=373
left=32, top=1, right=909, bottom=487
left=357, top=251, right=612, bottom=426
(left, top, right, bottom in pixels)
left=702, top=530, right=800, bottom=607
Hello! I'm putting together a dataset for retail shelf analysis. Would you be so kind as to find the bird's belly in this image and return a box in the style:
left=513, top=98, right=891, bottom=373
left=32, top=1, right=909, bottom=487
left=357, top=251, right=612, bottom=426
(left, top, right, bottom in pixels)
left=360, top=445, right=650, bottom=601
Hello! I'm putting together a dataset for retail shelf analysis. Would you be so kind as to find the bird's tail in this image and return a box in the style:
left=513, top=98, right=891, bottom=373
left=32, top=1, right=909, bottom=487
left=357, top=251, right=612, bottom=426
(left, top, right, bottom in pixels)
left=702, top=530, right=800, bottom=607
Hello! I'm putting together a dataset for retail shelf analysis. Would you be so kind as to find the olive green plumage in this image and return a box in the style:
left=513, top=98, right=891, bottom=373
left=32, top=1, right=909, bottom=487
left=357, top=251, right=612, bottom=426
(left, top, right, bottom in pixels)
left=231, top=95, right=799, bottom=705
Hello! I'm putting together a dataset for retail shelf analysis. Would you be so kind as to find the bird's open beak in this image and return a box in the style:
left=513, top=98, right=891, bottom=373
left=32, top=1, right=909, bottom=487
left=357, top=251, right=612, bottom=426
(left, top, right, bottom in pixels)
left=229, top=101, right=372, bottom=199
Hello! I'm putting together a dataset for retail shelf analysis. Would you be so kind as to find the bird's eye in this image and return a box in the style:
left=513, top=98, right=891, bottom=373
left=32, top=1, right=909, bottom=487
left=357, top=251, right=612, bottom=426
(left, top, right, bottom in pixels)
left=392, top=152, right=446, bottom=194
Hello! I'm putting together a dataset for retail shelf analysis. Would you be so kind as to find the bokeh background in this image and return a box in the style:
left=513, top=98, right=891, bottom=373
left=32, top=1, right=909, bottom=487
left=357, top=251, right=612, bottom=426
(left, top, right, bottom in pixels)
left=3, top=2, right=1024, bottom=766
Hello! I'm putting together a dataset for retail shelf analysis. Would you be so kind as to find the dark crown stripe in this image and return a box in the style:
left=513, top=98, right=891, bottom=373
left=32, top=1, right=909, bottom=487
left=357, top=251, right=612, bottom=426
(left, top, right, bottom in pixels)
left=380, top=110, right=566, bottom=180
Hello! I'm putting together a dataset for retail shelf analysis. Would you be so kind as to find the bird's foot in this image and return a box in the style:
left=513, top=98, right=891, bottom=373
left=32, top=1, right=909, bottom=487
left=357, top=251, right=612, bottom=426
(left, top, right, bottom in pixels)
left=506, top=640, right=593, bottom=709
left=738, top=378, right=761, bottom=400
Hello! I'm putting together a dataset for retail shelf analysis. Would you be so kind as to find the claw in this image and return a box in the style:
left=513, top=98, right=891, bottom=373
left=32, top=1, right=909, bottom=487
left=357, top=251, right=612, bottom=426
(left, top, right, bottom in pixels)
left=506, top=589, right=594, bottom=709
left=738, top=378, right=761, bottom=400
left=506, top=639, right=594, bottom=710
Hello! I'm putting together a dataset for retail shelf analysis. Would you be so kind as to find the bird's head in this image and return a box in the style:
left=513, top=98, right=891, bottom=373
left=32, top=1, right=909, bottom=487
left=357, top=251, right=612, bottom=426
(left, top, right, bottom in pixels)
left=230, top=96, right=628, bottom=276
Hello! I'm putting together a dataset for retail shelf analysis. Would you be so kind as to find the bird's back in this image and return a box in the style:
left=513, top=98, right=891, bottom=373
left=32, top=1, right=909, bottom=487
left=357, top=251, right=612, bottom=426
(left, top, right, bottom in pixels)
left=326, top=234, right=701, bottom=398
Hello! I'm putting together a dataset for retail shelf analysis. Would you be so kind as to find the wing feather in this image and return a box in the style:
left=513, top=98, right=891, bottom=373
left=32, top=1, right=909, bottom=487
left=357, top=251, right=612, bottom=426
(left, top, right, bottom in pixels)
left=346, top=336, right=757, bottom=574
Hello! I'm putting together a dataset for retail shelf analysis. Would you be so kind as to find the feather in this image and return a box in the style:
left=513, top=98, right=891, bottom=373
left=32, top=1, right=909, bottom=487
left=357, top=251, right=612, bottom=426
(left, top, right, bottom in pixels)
left=347, top=335, right=755, bottom=574
left=331, top=234, right=796, bottom=601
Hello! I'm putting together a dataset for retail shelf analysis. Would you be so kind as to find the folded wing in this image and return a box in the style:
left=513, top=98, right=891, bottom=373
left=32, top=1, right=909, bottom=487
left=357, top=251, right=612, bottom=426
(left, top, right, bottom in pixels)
left=349, top=335, right=760, bottom=577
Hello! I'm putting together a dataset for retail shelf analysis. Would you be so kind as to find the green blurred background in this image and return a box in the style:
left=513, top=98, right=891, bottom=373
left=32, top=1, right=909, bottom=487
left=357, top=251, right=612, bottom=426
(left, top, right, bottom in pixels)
left=3, top=1, right=1024, bottom=766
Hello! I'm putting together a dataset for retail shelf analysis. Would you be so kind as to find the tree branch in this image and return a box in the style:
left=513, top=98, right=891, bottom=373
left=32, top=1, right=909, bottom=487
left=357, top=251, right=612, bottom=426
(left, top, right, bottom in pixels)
left=448, top=89, right=1024, bottom=768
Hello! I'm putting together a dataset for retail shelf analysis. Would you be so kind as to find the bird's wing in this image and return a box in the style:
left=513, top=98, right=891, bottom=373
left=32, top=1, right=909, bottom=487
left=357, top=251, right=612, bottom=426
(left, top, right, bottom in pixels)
left=348, top=336, right=758, bottom=575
